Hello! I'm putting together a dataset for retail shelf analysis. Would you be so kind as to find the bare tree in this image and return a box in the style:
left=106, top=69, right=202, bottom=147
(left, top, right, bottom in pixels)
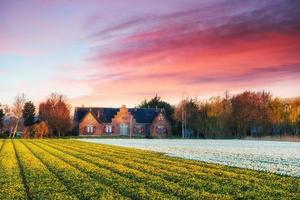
left=11, top=94, right=26, bottom=138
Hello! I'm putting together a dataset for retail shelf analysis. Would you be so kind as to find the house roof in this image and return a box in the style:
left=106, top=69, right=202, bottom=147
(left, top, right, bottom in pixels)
left=74, top=107, right=162, bottom=124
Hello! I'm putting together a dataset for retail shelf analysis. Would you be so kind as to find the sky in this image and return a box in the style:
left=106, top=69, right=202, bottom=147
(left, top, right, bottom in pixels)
left=0, top=0, right=300, bottom=107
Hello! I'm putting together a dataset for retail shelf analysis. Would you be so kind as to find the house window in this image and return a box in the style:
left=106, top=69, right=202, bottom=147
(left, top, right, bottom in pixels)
left=134, top=126, right=145, bottom=134
left=120, top=124, right=128, bottom=135
left=106, top=125, right=112, bottom=133
left=158, top=115, right=164, bottom=121
left=157, top=125, right=166, bottom=134
left=87, top=126, right=94, bottom=134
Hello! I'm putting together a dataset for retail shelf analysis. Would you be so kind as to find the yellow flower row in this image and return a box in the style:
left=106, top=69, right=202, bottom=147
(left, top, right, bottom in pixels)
left=0, top=139, right=4, bottom=151
left=58, top=142, right=237, bottom=196
left=2, top=139, right=298, bottom=200
left=44, top=139, right=300, bottom=200
left=21, top=140, right=125, bottom=200
left=54, top=139, right=291, bottom=184
left=49, top=139, right=256, bottom=183
left=41, top=140, right=229, bottom=199
left=29, top=140, right=174, bottom=199
left=13, top=140, right=78, bottom=200
left=0, top=140, right=26, bottom=200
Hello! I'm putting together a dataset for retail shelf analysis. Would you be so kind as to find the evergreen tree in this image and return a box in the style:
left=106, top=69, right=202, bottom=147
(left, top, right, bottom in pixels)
left=139, top=95, right=175, bottom=120
left=22, top=101, right=36, bottom=126
left=0, top=108, right=4, bottom=133
left=139, top=95, right=178, bottom=135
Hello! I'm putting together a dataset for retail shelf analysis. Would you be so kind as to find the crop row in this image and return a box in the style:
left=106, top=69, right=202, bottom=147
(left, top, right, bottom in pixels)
left=41, top=140, right=298, bottom=199
left=44, top=141, right=264, bottom=193
left=48, top=140, right=297, bottom=191
left=39, top=140, right=234, bottom=199
left=20, top=140, right=125, bottom=200
left=56, top=139, right=273, bottom=178
left=49, top=140, right=260, bottom=181
left=1, top=139, right=299, bottom=200
left=40, top=140, right=234, bottom=199
left=0, top=139, right=4, bottom=152
left=12, top=140, right=78, bottom=200
left=25, top=140, right=182, bottom=199
left=0, top=140, right=26, bottom=200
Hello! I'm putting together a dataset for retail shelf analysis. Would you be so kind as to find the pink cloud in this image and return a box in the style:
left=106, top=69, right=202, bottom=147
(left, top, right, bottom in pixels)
left=1, top=0, right=300, bottom=106
left=68, top=0, right=300, bottom=106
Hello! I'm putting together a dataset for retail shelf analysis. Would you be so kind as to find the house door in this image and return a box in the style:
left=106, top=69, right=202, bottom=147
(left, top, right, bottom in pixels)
left=120, top=124, right=128, bottom=135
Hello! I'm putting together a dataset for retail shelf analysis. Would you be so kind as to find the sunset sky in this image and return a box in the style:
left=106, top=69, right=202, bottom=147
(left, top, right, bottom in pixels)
left=1, top=0, right=300, bottom=107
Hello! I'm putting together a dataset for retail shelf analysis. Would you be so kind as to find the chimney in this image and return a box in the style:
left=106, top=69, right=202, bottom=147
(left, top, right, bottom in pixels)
left=97, top=111, right=100, bottom=118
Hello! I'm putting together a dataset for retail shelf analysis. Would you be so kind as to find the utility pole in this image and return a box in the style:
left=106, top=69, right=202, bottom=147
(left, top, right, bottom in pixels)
left=182, top=110, right=184, bottom=139
left=184, top=110, right=187, bottom=138
left=130, top=115, right=133, bottom=139
left=182, top=110, right=186, bottom=139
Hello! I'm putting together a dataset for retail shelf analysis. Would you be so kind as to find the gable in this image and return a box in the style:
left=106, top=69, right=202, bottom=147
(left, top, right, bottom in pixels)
left=129, top=108, right=160, bottom=123
left=74, top=107, right=163, bottom=124
left=112, top=106, right=135, bottom=124
left=74, top=108, right=118, bottom=124
left=153, top=112, right=169, bottom=124
left=81, top=112, right=100, bottom=125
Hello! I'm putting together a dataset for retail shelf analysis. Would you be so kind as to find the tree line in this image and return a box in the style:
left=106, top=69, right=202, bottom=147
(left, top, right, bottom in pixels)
left=0, top=93, right=71, bottom=138
left=139, top=92, right=300, bottom=138
left=1, top=90, right=299, bottom=139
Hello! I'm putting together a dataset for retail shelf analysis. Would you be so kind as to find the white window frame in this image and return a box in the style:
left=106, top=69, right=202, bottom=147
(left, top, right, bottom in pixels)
left=120, top=124, right=128, bottom=135
left=106, top=125, right=112, bottom=133
left=157, top=125, right=165, bottom=134
left=87, top=126, right=94, bottom=133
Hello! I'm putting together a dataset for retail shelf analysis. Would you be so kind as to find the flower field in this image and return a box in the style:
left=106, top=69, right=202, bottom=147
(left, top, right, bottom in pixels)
left=81, top=139, right=300, bottom=177
left=0, top=139, right=299, bottom=199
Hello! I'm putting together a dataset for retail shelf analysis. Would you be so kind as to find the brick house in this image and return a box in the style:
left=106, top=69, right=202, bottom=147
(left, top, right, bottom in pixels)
left=73, top=105, right=171, bottom=137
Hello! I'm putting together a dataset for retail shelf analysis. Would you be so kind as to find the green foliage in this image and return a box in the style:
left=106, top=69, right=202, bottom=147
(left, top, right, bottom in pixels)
left=0, top=108, right=4, bottom=131
left=0, top=130, right=10, bottom=138
left=173, top=91, right=300, bottom=138
left=139, top=95, right=178, bottom=135
left=139, top=95, right=174, bottom=120
left=0, top=139, right=299, bottom=199
left=22, top=101, right=36, bottom=127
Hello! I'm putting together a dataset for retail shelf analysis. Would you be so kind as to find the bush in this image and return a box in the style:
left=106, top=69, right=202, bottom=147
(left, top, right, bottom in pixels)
left=23, top=121, right=49, bottom=138
left=0, top=131, right=10, bottom=138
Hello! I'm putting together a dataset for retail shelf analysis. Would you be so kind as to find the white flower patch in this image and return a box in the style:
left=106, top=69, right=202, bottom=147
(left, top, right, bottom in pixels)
left=79, top=139, right=300, bottom=177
